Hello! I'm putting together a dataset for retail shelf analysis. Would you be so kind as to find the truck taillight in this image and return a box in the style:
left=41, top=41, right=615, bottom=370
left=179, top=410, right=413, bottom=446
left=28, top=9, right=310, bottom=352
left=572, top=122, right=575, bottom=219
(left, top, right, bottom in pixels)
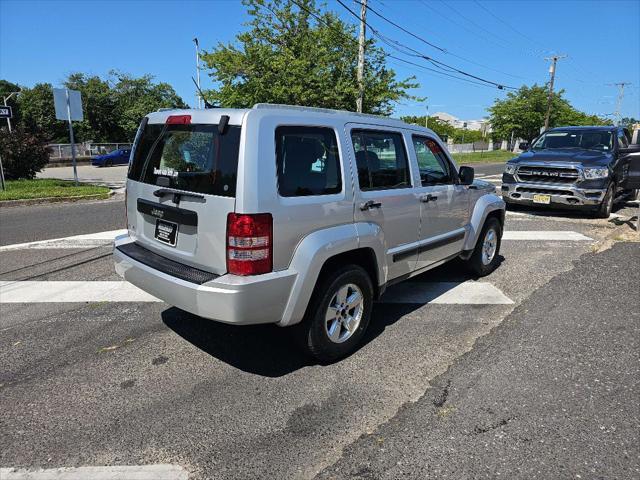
left=226, top=213, right=273, bottom=276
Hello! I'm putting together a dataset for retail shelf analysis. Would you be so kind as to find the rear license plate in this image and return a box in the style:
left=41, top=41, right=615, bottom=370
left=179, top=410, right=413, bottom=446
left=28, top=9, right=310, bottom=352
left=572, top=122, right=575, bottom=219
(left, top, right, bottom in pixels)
left=155, top=219, right=178, bottom=246
left=533, top=194, right=551, bottom=204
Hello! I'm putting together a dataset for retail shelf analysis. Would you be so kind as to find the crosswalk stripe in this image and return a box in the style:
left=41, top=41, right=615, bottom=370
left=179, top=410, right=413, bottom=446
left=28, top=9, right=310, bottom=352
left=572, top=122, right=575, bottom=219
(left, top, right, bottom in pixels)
left=0, top=465, right=189, bottom=480
left=0, top=281, right=161, bottom=303
left=0, top=280, right=513, bottom=305
left=502, top=230, right=592, bottom=241
left=0, top=230, right=127, bottom=251
left=379, top=281, right=513, bottom=305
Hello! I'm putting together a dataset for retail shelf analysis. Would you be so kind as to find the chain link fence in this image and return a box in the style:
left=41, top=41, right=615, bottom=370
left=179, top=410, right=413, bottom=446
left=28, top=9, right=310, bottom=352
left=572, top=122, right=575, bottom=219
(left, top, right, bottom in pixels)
left=47, top=143, right=132, bottom=161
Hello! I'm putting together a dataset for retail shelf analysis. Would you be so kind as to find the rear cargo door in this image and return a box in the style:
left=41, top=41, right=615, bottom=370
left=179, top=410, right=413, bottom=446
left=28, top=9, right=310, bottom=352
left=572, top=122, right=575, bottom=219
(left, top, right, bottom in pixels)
left=126, top=115, right=241, bottom=275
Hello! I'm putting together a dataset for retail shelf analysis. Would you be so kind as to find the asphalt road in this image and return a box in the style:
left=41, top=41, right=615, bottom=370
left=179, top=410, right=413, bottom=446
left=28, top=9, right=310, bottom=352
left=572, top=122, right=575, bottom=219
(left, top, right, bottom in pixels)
left=1, top=171, right=639, bottom=479
left=317, top=242, right=640, bottom=480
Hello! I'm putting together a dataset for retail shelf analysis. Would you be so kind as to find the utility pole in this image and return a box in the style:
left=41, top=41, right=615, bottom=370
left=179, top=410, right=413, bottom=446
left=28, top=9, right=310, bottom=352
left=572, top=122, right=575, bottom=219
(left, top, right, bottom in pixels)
left=193, top=37, right=202, bottom=109
left=609, top=82, right=631, bottom=125
left=356, top=0, right=367, bottom=113
left=425, top=102, right=429, bottom=129
left=543, top=54, right=566, bottom=131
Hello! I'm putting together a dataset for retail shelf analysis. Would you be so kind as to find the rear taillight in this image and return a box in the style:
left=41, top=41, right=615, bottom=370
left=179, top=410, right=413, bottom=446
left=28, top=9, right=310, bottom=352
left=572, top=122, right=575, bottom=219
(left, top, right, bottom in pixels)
left=226, top=213, right=273, bottom=276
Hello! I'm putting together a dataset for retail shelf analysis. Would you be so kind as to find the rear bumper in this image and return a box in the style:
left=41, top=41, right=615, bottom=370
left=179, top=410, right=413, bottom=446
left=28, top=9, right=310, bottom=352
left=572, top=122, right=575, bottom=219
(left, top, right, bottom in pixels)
left=113, top=236, right=296, bottom=325
left=501, top=181, right=606, bottom=208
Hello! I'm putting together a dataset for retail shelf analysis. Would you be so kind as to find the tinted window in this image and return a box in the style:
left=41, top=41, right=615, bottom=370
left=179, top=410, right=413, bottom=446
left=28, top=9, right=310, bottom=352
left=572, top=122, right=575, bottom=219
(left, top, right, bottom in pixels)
left=128, top=123, right=240, bottom=197
left=412, top=136, right=453, bottom=185
left=532, top=130, right=613, bottom=151
left=618, top=130, right=629, bottom=148
left=275, top=126, right=341, bottom=197
left=351, top=130, right=410, bottom=191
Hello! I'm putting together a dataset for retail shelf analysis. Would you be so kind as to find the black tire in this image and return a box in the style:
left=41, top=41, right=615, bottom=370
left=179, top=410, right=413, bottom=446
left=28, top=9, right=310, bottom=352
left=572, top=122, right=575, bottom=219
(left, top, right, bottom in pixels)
left=294, top=265, right=373, bottom=363
left=105, top=159, right=113, bottom=167
left=594, top=182, right=615, bottom=218
left=466, top=216, right=502, bottom=277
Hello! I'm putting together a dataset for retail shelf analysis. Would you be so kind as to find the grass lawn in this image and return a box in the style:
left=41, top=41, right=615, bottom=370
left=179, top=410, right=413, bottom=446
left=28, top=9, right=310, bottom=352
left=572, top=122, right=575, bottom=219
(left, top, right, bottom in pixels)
left=451, top=150, right=517, bottom=164
left=0, top=179, right=111, bottom=202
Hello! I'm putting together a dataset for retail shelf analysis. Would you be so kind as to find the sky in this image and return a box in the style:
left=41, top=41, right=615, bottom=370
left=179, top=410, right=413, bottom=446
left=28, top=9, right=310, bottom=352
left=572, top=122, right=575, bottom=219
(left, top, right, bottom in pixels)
left=1, top=0, right=639, bottom=122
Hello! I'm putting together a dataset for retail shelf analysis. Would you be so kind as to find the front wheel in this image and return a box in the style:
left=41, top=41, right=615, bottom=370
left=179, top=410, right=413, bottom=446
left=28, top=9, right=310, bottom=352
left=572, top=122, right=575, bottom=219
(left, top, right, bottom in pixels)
left=594, top=183, right=615, bottom=218
left=294, top=265, right=373, bottom=363
left=466, top=216, right=502, bottom=277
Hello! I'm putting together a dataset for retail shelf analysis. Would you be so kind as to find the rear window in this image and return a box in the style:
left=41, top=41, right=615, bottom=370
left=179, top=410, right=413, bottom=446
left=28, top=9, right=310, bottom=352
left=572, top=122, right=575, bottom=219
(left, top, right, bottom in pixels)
left=128, top=123, right=241, bottom=197
left=275, top=126, right=342, bottom=197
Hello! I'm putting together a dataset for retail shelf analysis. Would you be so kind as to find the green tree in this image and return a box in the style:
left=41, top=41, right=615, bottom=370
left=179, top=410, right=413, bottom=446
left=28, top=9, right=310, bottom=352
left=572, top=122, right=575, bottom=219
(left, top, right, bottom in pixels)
left=64, top=73, right=122, bottom=142
left=111, top=71, right=188, bottom=139
left=201, top=0, right=420, bottom=115
left=488, top=84, right=611, bottom=142
left=0, top=127, right=49, bottom=179
left=16, top=83, right=69, bottom=143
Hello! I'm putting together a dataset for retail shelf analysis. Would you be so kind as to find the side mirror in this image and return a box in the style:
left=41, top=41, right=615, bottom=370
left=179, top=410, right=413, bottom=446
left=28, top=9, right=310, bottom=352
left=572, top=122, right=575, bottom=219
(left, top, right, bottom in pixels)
left=518, top=142, right=529, bottom=151
left=459, top=166, right=474, bottom=185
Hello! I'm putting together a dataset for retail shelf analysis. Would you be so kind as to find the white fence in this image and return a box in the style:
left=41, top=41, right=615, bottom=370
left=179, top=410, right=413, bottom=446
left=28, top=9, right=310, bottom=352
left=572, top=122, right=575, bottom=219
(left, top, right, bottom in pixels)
left=47, top=142, right=132, bottom=160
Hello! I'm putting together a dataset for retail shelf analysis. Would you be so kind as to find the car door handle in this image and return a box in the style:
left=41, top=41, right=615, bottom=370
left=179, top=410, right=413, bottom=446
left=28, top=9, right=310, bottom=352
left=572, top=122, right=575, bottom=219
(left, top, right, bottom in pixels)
left=420, top=194, right=438, bottom=203
left=360, top=200, right=382, bottom=211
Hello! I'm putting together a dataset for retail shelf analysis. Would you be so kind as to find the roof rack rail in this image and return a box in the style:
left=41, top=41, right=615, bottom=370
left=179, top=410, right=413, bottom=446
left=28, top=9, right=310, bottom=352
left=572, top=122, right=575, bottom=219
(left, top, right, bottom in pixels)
left=252, top=103, right=405, bottom=124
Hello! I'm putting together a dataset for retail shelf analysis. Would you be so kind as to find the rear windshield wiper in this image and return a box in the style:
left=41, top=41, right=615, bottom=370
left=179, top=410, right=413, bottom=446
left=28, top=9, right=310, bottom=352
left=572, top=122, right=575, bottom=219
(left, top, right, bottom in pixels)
left=153, top=188, right=205, bottom=204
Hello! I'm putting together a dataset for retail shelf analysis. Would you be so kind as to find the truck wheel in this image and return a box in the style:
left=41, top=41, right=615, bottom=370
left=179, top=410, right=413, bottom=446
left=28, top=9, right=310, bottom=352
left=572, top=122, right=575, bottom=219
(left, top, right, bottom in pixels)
left=467, top=217, right=502, bottom=277
left=295, top=265, right=373, bottom=363
left=594, top=183, right=615, bottom=218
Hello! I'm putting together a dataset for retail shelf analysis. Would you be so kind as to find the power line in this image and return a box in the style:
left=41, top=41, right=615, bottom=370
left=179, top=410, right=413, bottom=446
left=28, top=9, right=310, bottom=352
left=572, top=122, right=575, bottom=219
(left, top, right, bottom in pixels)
left=363, top=1, right=526, bottom=80
left=287, top=0, right=513, bottom=91
left=336, top=0, right=516, bottom=90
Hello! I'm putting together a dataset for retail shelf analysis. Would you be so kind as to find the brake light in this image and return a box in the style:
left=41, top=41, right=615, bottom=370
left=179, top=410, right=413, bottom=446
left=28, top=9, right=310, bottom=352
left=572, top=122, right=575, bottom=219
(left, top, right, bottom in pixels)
left=226, top=213, right=273, bottom=276
left=166, top=115, right=191, bottom=125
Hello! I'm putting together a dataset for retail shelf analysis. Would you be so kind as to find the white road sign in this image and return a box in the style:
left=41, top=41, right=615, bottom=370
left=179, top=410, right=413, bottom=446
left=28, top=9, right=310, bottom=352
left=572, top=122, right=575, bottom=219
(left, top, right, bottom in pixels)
left=53, top=88, right=83, bottom=121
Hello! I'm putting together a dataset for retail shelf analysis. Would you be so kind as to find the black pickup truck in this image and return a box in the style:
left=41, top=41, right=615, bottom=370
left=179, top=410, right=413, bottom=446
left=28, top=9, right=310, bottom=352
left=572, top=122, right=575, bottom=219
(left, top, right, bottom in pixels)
left=501, top=126, right=640, bottom=217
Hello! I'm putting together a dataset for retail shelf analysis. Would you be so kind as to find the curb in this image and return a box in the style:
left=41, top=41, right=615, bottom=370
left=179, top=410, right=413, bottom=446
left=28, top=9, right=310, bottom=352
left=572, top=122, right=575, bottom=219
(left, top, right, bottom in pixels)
left=0, top=191, right=114, bottom=208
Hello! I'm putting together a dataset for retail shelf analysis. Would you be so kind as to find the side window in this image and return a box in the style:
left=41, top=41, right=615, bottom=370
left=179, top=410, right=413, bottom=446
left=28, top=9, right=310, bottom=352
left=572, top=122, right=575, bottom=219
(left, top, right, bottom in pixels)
left=618, top=130, right=629, bottom=149
left=351, top=130, right=410, bottom=191
left=412, top=136, right=453, bottom=186
left=275, top=126, right=342, bottom=197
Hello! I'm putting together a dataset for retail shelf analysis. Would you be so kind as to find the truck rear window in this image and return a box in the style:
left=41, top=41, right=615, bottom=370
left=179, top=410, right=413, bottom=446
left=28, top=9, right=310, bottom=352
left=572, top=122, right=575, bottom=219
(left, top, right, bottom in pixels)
left=128, top=123, right=241, bottom=197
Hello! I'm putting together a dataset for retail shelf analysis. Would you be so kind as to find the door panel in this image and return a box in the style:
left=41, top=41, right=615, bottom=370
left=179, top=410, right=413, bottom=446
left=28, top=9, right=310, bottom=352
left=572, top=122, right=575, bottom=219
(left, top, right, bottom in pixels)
left=349, top=125, right=421, bottom=281
left=411, top=135, right=470, bottom=269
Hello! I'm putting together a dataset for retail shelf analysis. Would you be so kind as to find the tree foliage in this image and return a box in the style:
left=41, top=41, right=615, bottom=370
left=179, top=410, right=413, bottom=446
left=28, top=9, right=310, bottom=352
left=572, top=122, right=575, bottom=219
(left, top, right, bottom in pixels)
left=0, top=127, right=49, bottom=179
left=400, top=115, right=484, bottom=143
left=1, top=73, right=187, bottom=144
left=201, top=0, right=420, bottom=115
left=488, top=84, right=612, bottom=142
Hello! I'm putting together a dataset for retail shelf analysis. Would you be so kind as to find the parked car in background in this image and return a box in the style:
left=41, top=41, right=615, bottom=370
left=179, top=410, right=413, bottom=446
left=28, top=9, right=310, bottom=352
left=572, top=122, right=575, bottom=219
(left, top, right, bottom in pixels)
left=501, top=126, right=638, bottom=217
left=114, top=104, right=505, bottom=361
left=92, top=148, right=131, bottom=167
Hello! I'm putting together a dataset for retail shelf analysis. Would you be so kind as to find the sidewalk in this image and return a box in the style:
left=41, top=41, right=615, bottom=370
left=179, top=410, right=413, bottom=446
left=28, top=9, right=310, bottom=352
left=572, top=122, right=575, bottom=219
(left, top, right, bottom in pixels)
left=317, top=242, right=640, bottom=480
left=37, top=165, right=128, bottom=190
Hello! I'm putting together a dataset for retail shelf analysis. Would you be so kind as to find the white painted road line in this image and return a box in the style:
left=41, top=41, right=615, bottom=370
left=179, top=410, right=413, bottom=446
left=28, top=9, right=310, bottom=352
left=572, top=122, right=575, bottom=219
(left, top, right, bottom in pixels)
left=0, top=281, right=161, bottom=303
left=502, top=230, right=592, bottom=241
left=1, top=465, right=189, bottom=480
left=0, top=280, right=512, bottom=305
left=0, top=230, right=127, bottom=251
left=379, top=281, right=513, bottom=305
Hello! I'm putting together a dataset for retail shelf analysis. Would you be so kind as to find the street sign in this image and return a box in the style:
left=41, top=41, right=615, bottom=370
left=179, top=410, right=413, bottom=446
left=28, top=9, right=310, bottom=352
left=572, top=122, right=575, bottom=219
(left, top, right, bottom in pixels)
left=0, top=106, right=12, bottom=119
left=53, top=88, right=83, bottom=121
left=52, top=88, right=84, bottom=184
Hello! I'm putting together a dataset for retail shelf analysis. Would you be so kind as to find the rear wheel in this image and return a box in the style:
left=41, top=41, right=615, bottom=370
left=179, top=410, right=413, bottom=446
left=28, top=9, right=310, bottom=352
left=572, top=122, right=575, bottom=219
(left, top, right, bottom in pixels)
left=294, top=265, right=373, bottom=363
left=105, top=159, right=113, bottom=167
left=466, top=216, right=502, bottom=277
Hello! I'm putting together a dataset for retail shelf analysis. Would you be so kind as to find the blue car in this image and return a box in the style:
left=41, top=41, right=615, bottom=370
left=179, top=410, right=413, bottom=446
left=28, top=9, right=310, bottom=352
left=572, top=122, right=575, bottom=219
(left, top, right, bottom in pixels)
left=92, top=148, right=131, bottom=167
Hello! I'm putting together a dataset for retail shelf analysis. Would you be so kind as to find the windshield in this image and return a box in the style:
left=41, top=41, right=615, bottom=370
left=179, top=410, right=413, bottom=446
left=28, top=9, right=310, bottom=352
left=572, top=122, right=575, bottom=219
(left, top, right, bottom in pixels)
left=128, top=123, right=241, bottom=197
left=532, top=130, right=613, bottom=152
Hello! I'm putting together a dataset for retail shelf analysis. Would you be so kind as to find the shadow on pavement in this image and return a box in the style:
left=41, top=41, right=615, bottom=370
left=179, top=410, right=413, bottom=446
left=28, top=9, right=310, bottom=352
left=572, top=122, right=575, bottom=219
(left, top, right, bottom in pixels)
left=161, top=256, right=495, bottom=376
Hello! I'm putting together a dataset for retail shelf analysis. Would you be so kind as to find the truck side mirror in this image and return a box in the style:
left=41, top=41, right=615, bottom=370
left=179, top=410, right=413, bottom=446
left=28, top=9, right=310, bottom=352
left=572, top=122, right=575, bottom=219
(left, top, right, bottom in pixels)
left=459, top=166, right=474, bottom=185
left=518, top=142, right=529, bottom=151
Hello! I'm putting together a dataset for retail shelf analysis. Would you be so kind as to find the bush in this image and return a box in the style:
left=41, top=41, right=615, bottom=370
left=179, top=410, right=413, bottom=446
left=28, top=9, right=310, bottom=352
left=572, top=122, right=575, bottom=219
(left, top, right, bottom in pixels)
left=0, top=127, right=49, bottom=179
